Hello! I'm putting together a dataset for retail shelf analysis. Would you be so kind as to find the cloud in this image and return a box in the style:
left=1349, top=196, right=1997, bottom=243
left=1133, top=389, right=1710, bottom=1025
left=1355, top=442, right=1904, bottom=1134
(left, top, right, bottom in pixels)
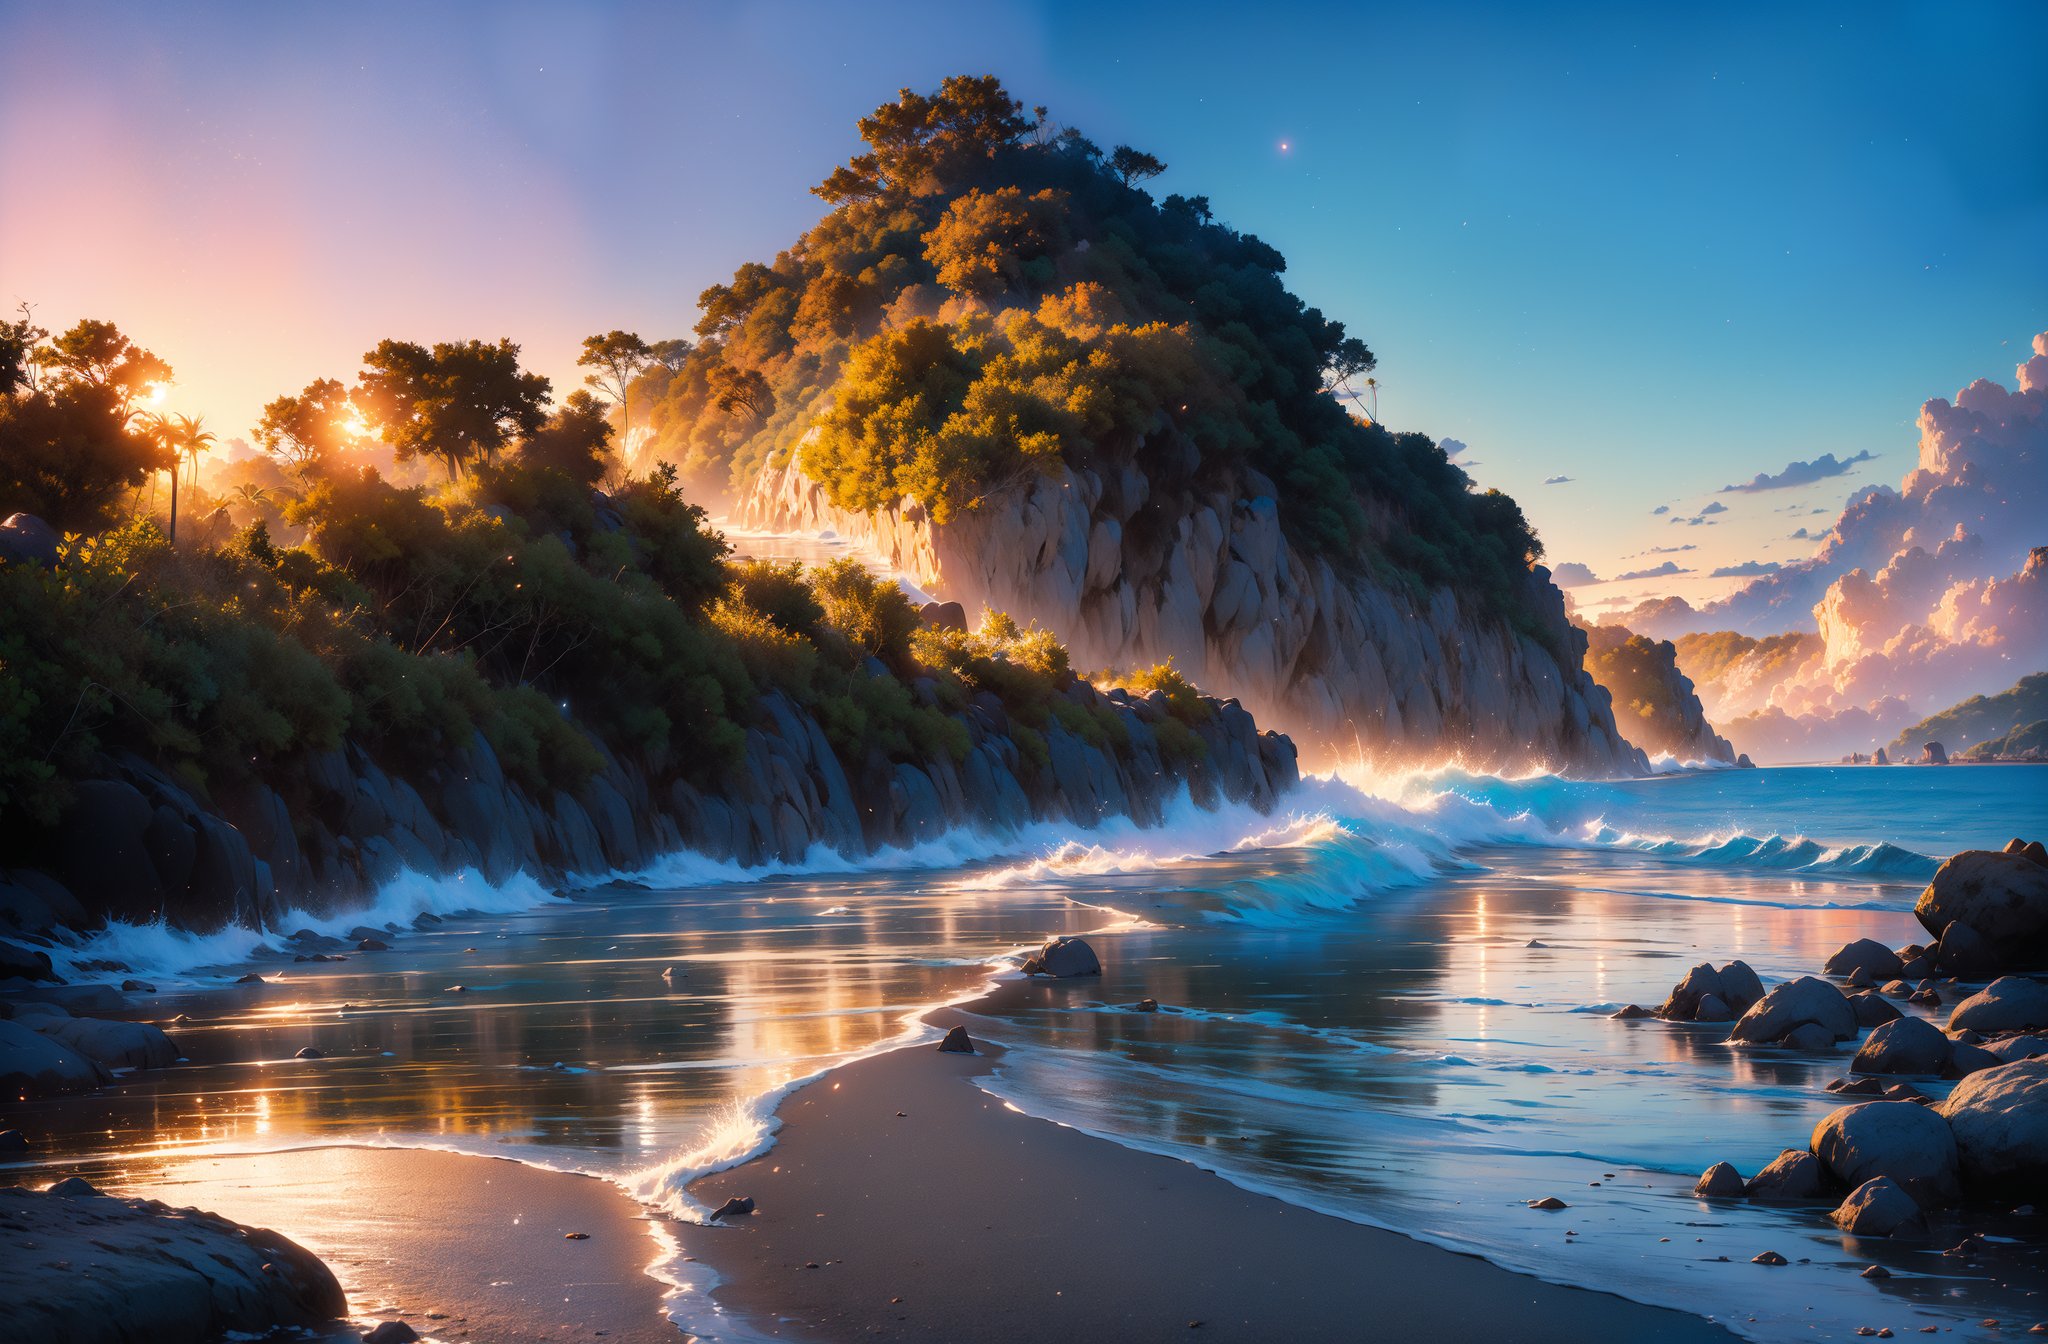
left=1439, top=438, right=1468, bottom=459
left=1651, top=505, right=1670, bottom=516
left=1671, top=515, right=1720, bottom=526
left=1550, top=562, right=1600, bottom=588
left=1789, top=527, right=1812, bottom=540
left=1613, top=560, right=1692, bottom=581
left=1543, top=474, right=1574, bottom=485
left=1626, top=544, right=1697, bottom=558
left=1712, top=560, right=1783, bottom=578
left=1699, top=501, right=1728, bottom=515
left=1719, top=450, right=1878, bottom=494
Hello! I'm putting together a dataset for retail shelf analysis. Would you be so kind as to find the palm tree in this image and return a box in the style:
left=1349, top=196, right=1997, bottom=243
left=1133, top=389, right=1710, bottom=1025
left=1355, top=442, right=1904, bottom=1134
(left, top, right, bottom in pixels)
left=170, top=413, right=216, bottom=492
left=133, top=411, right=180, bottom=541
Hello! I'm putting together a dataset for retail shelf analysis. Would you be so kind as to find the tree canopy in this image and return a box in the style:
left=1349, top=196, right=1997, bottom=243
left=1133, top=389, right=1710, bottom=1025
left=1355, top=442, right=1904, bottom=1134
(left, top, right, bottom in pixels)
left=637, top=75, right=1544, bottom=618
left=355, top=338, right=549, bottom=479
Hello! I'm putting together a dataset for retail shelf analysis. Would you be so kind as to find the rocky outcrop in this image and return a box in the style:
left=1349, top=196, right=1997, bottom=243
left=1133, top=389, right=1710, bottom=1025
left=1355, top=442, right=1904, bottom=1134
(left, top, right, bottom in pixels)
left=1810, top=1100, right=1960, bottom=1204
left=0, top=1179, right=348, bottom=1342
left=1916, top=849, right=2048, bottom=968
left=1578, top=622, right=1738, bottom=765
left=736, top=452, right=1649, bottom=775
left=1937, top=1057, right=2048, bottom=1190
left=2, top=680, right=1297, bottom=943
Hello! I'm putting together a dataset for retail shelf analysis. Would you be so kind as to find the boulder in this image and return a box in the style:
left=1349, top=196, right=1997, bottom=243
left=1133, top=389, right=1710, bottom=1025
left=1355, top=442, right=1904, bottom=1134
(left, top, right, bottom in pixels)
left=55, top=780, right=165, bottom=921
left=364, top=1324, right=420, bottom=1344
left=1826, top=939, right=1904, bottom=981
left=1, top=1182, right=346, bottom=1340
left=1811, top=1100, right=1960, bottom=1204
left=1852, top=1017, right=1952, bottom=1077
left=1915, top=850, right=2048, bottom=964
left=0, top=512, right=60, bottom=567
left=1658, top=963, right=1724, bottom=1019
left=1936, top=1057, right=2048, bottom=1190
left=1945, top=1042, right=2000, bottom=1078
left=1949, top=977, right=2048, bottom=1034
left=34, top=1016, right=180, bottom=1070
left=1022, top=935, right=1101, bottom=978
left=0, top=1018, right=110, bottom=1096
left=1850, top=992, right=1901, bottom=1027
left=1988, top=1035, right=2048, bottom=1064
left=1693, top=1162, right=1745, bottom=1198
left=1937, top=921, right=1997, bottom=976
left=1922, top=742, right=1948, bottom=765
left=937, top=1025, right=975, bottom=1054
left=1746, top=1148, right=1826, bottom=1201
left=1785, top=1022, right=1837, bottom=1051
left=0, top=937, right=58, bottom=983
left=917, top=600, right=968, bottom=632
left=709, top=1195, right=756, bottom=1220
left=1729, top=975, right=1858, bottom=1045
left=1694, top=993, right=1732, bottom=1022
left=1610, top=1004, right=1652, bottom=1020
left=1718, top=961, right=1766, bottom=1011
left=1830, top=1176, right=1927, bottom=1237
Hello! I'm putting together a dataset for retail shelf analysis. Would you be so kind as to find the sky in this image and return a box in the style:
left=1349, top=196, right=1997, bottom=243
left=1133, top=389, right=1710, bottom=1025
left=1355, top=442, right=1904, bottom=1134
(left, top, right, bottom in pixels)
left=3, top=0, right=2043, bottom=597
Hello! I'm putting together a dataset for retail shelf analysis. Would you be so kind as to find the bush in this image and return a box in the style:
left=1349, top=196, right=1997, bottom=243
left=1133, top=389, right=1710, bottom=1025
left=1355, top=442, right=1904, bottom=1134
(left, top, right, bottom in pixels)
left=811, top=557, right=920, bottom=667
left=1119, top=658, right=1214, bottom=723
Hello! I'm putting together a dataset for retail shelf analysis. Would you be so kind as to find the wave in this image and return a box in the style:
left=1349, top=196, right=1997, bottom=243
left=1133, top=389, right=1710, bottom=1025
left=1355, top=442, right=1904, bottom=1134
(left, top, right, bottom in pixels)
left=1594, top=827, right=1938, bottom=880
left=42, top=866, right=563, bottom=985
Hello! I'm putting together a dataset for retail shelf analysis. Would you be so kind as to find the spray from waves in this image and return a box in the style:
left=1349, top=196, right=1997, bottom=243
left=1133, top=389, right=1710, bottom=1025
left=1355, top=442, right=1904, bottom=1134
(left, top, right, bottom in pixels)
left=42, top=866, right=562, bottom=985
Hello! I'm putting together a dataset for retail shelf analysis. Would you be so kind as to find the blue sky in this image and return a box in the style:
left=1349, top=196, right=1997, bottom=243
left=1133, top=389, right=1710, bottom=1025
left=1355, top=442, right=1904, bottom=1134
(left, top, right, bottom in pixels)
left=3, top=1, right=2042, bottom=593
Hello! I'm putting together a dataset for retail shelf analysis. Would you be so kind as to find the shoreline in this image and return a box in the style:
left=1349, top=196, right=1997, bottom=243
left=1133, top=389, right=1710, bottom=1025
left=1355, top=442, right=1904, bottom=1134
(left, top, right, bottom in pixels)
left=681, top=980, right=1738, bottom=1343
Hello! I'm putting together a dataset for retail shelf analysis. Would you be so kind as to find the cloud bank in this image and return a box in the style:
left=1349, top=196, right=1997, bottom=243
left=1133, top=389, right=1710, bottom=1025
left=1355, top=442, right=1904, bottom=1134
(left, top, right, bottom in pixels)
left=1621, top=332, right=2048, bottom=761
left=1551, top=561, right=1600, bottom=588
left=1613, top=560, right=1691, bottom=582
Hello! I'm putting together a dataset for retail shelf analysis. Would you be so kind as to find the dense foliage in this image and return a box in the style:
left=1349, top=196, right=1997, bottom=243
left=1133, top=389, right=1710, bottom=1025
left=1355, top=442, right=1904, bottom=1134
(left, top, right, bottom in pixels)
left=0, top=316, right=1173, bottom=834
left=1888, top=673, right=2048, bottom=759
left=638, top=75, right=1544, bottom=613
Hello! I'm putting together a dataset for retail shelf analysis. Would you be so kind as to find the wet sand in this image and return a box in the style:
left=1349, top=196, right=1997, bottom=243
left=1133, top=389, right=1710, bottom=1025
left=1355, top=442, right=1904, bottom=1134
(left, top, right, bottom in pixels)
left=115, top=1146, right=679, bottom=1344
left=685, top=987, right=1737, bottom=1343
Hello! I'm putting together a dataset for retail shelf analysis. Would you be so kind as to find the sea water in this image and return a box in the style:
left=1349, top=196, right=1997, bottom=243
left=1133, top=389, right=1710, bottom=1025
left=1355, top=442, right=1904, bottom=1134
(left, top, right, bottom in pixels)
left=8, top=764, right=2045, bottom=1341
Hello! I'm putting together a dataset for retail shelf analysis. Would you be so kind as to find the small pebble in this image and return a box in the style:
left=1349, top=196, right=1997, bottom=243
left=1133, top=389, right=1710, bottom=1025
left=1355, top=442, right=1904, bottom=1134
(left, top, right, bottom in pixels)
left=1861, top=1265, right=1891, bottom=1280
left=1752, top=1251, right=1788, bottom=1266
left=1528, top=1197, right=1568, bottom=1211
left=564, top=1232, right=589, bottom=1240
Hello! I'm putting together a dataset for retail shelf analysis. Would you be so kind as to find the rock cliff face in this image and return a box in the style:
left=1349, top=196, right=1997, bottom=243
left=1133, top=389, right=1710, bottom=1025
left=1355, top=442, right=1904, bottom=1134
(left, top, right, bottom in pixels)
left=1, top=677, right=1295, bottom=941
left=1580, top=623, right=1739, bottom=766
left=737, top=451, right=1648, bottom=775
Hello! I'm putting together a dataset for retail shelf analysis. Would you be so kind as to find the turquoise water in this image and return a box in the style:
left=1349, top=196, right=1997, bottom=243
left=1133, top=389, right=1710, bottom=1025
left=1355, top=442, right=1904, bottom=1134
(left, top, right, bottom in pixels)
left=9, top=763, right=2045, bottom=1341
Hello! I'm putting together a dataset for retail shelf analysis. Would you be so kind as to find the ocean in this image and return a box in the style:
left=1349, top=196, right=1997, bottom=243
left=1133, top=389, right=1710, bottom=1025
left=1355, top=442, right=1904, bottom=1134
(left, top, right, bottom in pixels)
left=11, top=762, right=2046, bottom=1341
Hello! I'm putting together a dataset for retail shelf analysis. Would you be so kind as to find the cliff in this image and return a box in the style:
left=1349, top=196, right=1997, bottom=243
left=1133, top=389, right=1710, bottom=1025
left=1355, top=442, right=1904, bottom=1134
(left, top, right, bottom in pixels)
left=1579, top=623, right=1740, bottom=765
left=737, top=449, right=1648, bottom=776
left=0, top=673, right=1294, bottom=945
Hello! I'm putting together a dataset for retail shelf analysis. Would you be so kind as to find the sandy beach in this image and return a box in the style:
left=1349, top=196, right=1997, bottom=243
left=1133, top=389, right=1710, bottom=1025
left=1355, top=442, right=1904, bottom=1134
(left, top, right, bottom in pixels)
left=684, top=984, right=1737, bottom=1344
left=113, top=1147, right=679, bottom=1344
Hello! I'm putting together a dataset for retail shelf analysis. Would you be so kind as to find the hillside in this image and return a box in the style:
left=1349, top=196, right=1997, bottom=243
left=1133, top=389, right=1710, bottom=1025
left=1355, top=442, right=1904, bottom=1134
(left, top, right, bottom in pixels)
left=0, top=318, right=1294, bottom=938
left=1888, top=673, right=2048, bottom=760
left=645, top=77, right=1647, bottom=775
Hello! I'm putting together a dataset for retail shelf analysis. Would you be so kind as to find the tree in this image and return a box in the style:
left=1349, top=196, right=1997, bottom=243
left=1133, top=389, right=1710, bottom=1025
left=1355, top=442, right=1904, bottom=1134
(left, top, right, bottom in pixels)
left=1322, top=335, right=1379, bottom=420
left=706, top=362, right=772, bottom=421
left=921, top=187, right=1071, bottom=299
left=167, top=412, right=216, bottom=491
left=38, top=318, right=172, bottom=417
left=577, top=330, right=653, bottom=454
left=255, top=377, right=355, bottom=476
left=0, top=380, right=166, bottom=532
left=648, top=339, right=692, bottom=374
left=813, top=75, right=1031, bottom=203
left=519, top=389, right=613, bottom=485
left=1107, top=145, right=1166, bottom=187
left=0, top=306, right=45, bottom=396
left=354, top=338, right=549, bottom=480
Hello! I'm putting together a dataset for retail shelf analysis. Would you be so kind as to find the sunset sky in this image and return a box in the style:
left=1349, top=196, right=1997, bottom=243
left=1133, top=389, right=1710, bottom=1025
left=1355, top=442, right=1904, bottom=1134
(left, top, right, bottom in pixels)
left=4, top=0, right=2043, bottom=596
